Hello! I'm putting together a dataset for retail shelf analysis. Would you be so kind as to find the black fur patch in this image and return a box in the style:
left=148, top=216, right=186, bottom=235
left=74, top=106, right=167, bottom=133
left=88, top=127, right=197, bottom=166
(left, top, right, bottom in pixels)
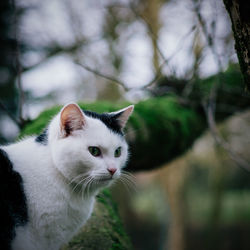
left=0, top=149, right=28, bottom=250
left=35, top=128, right=48, bottom=145
left=84, top=110, right=123, bottom=136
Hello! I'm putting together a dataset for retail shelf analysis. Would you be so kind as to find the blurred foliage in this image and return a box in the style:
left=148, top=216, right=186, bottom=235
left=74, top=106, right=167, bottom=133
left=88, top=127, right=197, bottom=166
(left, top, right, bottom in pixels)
left=0, top=0, right=19, bottom=138
left=0, top=0, right=17, bottom=100
left=128, top=96, right=205, bottom=170
left=156, top=64, right=247, bottom=113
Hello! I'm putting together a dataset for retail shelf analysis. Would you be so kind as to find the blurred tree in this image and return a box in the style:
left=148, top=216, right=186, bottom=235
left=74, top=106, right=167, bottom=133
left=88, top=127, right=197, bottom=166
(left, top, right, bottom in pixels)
left=97, top=4, right=130, bottom=101
left=163, top=157, right=189, bottom=250
left=0, top=0, right=27, bottom=143
left=138, top=0, right=164, bottom=74
left=223, top=0, right=250, bottom=91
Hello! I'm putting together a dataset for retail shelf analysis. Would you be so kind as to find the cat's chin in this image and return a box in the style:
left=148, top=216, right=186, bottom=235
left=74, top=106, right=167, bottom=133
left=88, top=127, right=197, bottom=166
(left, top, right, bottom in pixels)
left=98, top=177, right=112, bottom=182
left=94, top=177, right=118, bottom=189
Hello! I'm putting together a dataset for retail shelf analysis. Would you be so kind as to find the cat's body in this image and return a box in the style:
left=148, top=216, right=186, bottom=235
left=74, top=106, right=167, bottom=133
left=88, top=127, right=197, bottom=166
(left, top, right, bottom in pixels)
left=2, top=138, right=94, bottom=250
left=0, top=103, right=133, bottom=250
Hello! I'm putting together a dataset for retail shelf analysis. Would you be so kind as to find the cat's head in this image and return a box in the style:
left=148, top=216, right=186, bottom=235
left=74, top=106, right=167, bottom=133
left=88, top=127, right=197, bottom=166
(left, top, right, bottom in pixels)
left=48, top=103, right=134, bottom=195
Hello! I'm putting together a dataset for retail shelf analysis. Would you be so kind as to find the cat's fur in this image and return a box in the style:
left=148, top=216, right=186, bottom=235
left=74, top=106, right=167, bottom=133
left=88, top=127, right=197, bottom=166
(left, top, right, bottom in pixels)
left=0, top=103, right=134, bottom=250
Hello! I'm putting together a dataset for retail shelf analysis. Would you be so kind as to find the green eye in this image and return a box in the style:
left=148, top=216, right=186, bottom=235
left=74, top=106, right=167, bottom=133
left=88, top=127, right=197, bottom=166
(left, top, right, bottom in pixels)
left=88, top=147, right=101, bottom=157
left=114, top=147, right=122, bottom=158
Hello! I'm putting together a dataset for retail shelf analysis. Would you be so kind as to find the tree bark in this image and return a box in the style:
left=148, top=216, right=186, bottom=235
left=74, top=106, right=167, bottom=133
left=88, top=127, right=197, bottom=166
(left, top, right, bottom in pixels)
left=223, top=0, right=250, bottom=91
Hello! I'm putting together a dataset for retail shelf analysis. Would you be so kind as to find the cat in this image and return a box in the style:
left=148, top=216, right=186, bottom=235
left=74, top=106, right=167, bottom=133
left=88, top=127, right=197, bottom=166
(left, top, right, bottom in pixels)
left=0, top=103, right=134, bottom=250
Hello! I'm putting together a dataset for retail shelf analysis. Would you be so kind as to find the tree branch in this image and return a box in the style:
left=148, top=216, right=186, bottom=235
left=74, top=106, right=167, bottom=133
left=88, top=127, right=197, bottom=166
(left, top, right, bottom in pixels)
left=76, top=25, right=196, bottom=92
left=203, top=100, right=250, bottom=171
left=192, top=0, right=250, bottom=171
left=75, top=62, right=130, bottom=91
left=193, top=0, right=223, bottom=70
left=22, top=40, right=88, bottom=73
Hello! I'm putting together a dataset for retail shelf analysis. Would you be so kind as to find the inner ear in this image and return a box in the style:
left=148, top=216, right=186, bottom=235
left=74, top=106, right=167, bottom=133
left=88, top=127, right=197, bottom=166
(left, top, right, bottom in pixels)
left=60, top=103, right=85, bottom=137
left=111, top=105, right=134, bottom=130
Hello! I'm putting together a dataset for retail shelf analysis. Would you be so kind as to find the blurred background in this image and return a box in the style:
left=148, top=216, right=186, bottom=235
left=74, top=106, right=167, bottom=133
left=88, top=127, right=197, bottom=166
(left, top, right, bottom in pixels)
left=1, top=0, right=250, bottom=249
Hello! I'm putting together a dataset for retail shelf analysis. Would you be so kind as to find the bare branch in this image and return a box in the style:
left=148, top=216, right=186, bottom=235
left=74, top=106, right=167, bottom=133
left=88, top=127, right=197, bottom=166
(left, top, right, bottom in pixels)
left=145, top=25, right=196, bottom=89
left=128, top=1, right=166, bottom=63
left=203, top=100, right=250, bottom=171
left=76, top=24, right=197, bottom=92
left=22, top=40, right=88, bottom=73
left=76, top=61, right=164, bottom=91
left=75, top=62, right=130, bottom=91
left=193, top=0, right=223, bottom=70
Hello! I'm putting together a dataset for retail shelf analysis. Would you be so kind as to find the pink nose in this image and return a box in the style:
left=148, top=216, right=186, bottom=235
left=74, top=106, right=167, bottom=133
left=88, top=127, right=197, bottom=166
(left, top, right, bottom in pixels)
left=107, top=167, right=117, bottom=176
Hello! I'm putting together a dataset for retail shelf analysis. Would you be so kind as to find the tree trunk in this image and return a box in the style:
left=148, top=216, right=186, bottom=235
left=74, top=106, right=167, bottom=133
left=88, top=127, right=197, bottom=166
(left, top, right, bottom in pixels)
left=223, top=0, right=250, bottom=91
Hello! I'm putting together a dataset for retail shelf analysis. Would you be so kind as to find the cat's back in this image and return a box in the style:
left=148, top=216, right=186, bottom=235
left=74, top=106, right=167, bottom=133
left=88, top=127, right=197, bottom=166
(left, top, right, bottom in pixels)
left=0, top=148, right=28, bottom=250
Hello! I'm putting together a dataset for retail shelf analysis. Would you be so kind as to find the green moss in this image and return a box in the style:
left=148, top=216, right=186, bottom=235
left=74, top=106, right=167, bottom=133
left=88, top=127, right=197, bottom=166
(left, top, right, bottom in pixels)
left=126, top=96, right=205, bottom=170
left=20, top=101, right=129, bottom=138
left=20, top=105, right=61, bottom=138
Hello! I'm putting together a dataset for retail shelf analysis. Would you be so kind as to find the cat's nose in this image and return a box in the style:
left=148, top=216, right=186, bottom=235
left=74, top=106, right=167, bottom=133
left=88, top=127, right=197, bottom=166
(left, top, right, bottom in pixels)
left=107, top=167, right=117, bottom=176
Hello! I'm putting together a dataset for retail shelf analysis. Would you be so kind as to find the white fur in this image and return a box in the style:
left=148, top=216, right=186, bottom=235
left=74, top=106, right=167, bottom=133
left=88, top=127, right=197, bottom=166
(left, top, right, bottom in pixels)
left=2, top=104, right=131, bottom=250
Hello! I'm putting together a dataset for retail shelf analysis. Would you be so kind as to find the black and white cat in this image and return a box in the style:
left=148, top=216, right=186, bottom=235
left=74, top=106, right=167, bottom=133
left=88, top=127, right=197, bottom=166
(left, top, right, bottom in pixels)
left=0, top=103, right=134, bottom=250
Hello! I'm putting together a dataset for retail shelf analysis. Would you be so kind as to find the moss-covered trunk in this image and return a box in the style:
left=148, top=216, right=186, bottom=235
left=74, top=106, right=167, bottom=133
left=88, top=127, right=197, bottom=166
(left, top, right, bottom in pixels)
left=223, top=0, right=250, bottom=91
left=21, top=65, right=250, bottom=172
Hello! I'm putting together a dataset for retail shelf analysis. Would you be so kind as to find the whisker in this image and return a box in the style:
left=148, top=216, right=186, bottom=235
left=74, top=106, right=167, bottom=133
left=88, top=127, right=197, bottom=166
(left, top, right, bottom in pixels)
left=72, top=175, right=90, bottom=194
left=119, top=171, right=137, bottom=194
left=85, top=177, right=94, bottom=198
left=121, top=170, right=136, bottom=179
left=69, top=173, right=89, bottom=186
left=118, top=178, right=131, bottom=193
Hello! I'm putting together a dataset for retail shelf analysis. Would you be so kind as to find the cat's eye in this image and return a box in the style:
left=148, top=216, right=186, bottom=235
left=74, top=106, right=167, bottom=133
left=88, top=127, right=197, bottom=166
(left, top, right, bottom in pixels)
left=88, top=147, right=101, bottom=157
left=114, top=147, right=122, bottom=158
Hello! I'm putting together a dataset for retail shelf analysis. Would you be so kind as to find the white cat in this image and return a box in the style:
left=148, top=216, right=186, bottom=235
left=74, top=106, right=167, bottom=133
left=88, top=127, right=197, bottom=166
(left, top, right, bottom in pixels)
left=0, top=103, right=134, bottom=250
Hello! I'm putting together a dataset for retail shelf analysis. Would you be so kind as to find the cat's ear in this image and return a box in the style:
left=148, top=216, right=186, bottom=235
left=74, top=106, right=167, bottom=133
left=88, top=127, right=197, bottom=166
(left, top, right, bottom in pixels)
left=60, top=103, right=85, bottom=137
left=111, top=105, right=134, bottom=130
